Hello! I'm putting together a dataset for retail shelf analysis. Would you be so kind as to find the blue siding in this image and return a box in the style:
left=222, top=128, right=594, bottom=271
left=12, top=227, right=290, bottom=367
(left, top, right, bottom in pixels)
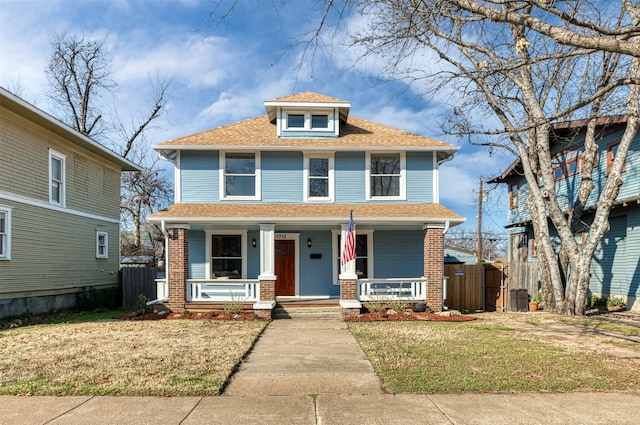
left=335, top=152, right=365, bottom=203
left=247, top=230, right=260, bottom=279
left=262, top=151, right=303, bottom=203
left=406, top=151, right=434, bottom=202
left=181, top=151, right=218, bottom=203
left=505, top=129, right=639, bottom=227
left=591, top=215, right=628, bottom=295
left=189, top=230, right=206, bottom=279
left=374, top=230, right=424, bottom=278
left=280, top=130, right=336, bottom=138
left=299, top=231, right=338, bottom=297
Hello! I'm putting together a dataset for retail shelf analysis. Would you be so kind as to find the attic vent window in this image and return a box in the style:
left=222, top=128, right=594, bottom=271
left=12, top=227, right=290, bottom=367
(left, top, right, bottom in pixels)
left=283, top=111, right=334, bottom=132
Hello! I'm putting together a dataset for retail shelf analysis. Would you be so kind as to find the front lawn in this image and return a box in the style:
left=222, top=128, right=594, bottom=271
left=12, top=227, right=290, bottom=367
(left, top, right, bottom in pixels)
left=348, top=320, right=640, bottom=394
left=0, top=319, right=267, bottom=396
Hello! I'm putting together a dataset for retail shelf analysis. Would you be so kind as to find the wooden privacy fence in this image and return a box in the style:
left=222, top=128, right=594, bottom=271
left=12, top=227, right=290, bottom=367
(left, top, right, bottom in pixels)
left=444, top=263, right=507, bottom=312
left=444, top=262, right=539, bottom=312
left=120, top=267, right=160, bottom=309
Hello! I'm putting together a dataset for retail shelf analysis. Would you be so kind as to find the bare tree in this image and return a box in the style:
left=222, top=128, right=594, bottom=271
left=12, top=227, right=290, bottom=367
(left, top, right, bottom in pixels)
left=210, top=0, right=639, bottom=314
left=45, top=32, right=173, bottom=255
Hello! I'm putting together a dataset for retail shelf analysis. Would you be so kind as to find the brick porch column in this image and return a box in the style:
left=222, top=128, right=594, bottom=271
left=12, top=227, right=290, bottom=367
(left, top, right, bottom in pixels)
left=166, top=224, right=189, bottom=311
left=254, top=224, right=276, bottom=318
left=339, top=223, right=361, bottom=317
left=424, top=225, right=444, bottom=312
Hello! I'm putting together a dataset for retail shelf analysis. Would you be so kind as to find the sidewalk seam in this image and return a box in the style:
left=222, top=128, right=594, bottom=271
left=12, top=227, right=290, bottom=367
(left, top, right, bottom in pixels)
left=425, top=394, right=456, bottom=425
left=43, top=396, right=94, bottom=425
left=178, top=396, right=205, bottom=425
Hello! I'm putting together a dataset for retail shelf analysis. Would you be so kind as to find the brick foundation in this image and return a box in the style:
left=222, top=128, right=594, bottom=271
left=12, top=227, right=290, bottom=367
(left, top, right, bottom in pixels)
left=424, top=226, right=444, bottom=312
left=166, top=226, right=189, bottom=311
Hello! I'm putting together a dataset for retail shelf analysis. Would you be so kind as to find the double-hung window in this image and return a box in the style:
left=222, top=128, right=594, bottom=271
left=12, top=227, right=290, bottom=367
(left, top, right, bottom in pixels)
left=0, top=207, right=11, bottom=260
left=221, top=152, right=260, bottom=200
left=96, top=231, right=108, bottom=259
left=304, top=153, right=334, bottom=202
left=607, top=142, right=626, bottom=174
left=334, top=231, right=373, bottom=282
left=367, top=152, right=405, bottom=199
left=49, top=149, right=66, bottom=206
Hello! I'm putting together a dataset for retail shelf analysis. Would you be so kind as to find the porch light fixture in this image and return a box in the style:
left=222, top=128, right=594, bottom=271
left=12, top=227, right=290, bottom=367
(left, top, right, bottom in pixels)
left=252, top=238, right=257, bottom=248
left=307, top=238, right=312, bottom=248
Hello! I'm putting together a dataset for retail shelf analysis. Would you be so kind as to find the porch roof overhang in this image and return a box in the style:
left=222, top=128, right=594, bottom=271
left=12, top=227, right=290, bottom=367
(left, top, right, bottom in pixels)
left=148, top=203, right=466, bottom=227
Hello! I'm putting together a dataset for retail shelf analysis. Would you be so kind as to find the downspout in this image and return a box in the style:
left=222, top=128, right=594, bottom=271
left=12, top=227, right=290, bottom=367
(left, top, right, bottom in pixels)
left=146, top=219, right=169, bottom=307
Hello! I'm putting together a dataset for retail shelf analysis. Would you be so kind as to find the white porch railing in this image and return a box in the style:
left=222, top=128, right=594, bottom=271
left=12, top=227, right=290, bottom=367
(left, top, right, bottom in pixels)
left=187, top=279, right=260, bottom=302
left=358, top=278, right=426, bottom=301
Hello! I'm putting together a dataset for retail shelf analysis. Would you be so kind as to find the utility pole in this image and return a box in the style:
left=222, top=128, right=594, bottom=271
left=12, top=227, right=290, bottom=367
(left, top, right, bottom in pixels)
left=477, top=176, right=483, bottom=264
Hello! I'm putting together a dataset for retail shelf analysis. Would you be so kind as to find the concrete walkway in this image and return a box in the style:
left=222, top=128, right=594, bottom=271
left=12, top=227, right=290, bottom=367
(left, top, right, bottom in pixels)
left=2, top=316, right=640, bottom=424
left=224, top=315, right=382, bottom=395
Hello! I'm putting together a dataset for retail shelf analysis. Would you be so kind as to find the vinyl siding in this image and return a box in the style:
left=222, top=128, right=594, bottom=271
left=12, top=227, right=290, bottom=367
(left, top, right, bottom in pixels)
left=180, top=151, right=219, bottom=203
left=591, top=215, right=628, bottom=295
left=262, top=151, right=303, bottom=203
left=298, top=230, right=337, bottom=296
left=1, top=108, right=121, bottom=219
left=247, top=230, right=260, bottom=279
left=374, top=230, right=424, bottom=278
left=335, top=152, right=365, bottom=203
left=189, top=229, right=206, bottom=279
left=0, top=200, right=119, bottom=296
left=406, top=151, right=434, bottom=202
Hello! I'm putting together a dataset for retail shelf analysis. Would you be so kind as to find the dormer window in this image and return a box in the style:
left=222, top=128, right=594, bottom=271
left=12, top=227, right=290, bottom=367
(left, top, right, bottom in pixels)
left=311, top=114, right=329, bottom=129
left=284, top=110, right=334, bottom=132
left=287, top=114, right=305, bottom=128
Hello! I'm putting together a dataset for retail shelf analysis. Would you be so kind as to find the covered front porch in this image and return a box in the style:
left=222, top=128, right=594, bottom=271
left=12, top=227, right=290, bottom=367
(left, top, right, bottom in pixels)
left=148, top=203, right=463, bottom=318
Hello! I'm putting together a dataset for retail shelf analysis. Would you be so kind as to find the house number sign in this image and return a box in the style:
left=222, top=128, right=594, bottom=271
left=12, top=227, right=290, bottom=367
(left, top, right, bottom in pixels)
left=275, top=233, right=288, bottom=240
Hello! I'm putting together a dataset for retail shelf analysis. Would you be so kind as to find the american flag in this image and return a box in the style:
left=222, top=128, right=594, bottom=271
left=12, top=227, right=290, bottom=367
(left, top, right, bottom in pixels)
left=341, top=211, right=356, bottom=266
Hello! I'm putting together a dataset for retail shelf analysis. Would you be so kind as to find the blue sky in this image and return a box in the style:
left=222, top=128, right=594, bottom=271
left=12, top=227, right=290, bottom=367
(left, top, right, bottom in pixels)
left=0, top=0, right=511, bottom=233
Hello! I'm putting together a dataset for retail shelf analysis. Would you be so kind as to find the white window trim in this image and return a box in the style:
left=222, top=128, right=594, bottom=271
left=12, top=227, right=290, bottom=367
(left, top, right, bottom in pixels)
left=366, top=151, right=406, bottom=200
left=219, top=151, right=261, bottom=201
left=283, top=109, right=335, bottom=132
left=49, top=148, right=67, bottom=207
left=332, top=229, right=374, bottom=285
left=303, top=152, right=335, bottom=203
left=205, top=230, right=248, bottom=280
left=0, top=205, right=12, bottom=260
left=96, top=231, right=108, bottom=259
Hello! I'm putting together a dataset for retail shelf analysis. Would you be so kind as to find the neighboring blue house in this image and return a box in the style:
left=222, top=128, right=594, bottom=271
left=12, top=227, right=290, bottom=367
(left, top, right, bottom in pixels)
left=148, top=92, right=465, bottom=317
left=444, top=246, right=477, bottom=264
left=489, top=116, right=640, bottom=311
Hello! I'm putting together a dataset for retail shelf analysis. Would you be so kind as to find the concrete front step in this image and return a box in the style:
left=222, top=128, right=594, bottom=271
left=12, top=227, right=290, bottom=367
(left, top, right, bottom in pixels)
left=273, top=307, right=343, bottom=320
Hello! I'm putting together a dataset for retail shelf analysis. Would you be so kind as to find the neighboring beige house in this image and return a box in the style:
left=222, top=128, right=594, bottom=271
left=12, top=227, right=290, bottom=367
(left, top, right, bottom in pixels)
left=0, top=87, right=141, bottom=319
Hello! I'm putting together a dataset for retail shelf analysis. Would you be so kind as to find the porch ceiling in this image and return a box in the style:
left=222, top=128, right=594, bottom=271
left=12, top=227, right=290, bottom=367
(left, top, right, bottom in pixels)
left=148, top=203, right=466, bottom=226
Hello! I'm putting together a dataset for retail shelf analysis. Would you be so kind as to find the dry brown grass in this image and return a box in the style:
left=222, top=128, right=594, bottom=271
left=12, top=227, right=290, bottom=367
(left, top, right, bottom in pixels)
left=0, top=319, right=267, bottom=396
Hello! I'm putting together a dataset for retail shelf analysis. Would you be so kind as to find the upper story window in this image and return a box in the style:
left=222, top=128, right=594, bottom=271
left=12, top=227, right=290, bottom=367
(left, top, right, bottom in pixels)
left=49, top=149, right=66, bottom=206
left=284, top=110, right=334, bottom=132
left=304, top=153, right=334, bottom=202
left=607, top=141, right=626, bottom=174
left=220, top=152, right=260, bottom=200
left=509, top=182, right=519, bottom=209
left=553, top=164, right=564, bottom=181
left=566, top=157, right=579, bottom=177
left=0, top=206, right=11, bottom=260
left=366, top=152, right=406, bottom=200
left=287, top=114, right=305, bottom=128
left=96, top=231, right=108, bottom=259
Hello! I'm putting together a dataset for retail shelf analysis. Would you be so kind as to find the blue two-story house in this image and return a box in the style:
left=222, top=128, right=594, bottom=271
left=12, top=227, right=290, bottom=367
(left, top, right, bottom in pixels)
left=489, top=116, right=640, bottom=311
left=148, top=92, right=465, bottom=317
